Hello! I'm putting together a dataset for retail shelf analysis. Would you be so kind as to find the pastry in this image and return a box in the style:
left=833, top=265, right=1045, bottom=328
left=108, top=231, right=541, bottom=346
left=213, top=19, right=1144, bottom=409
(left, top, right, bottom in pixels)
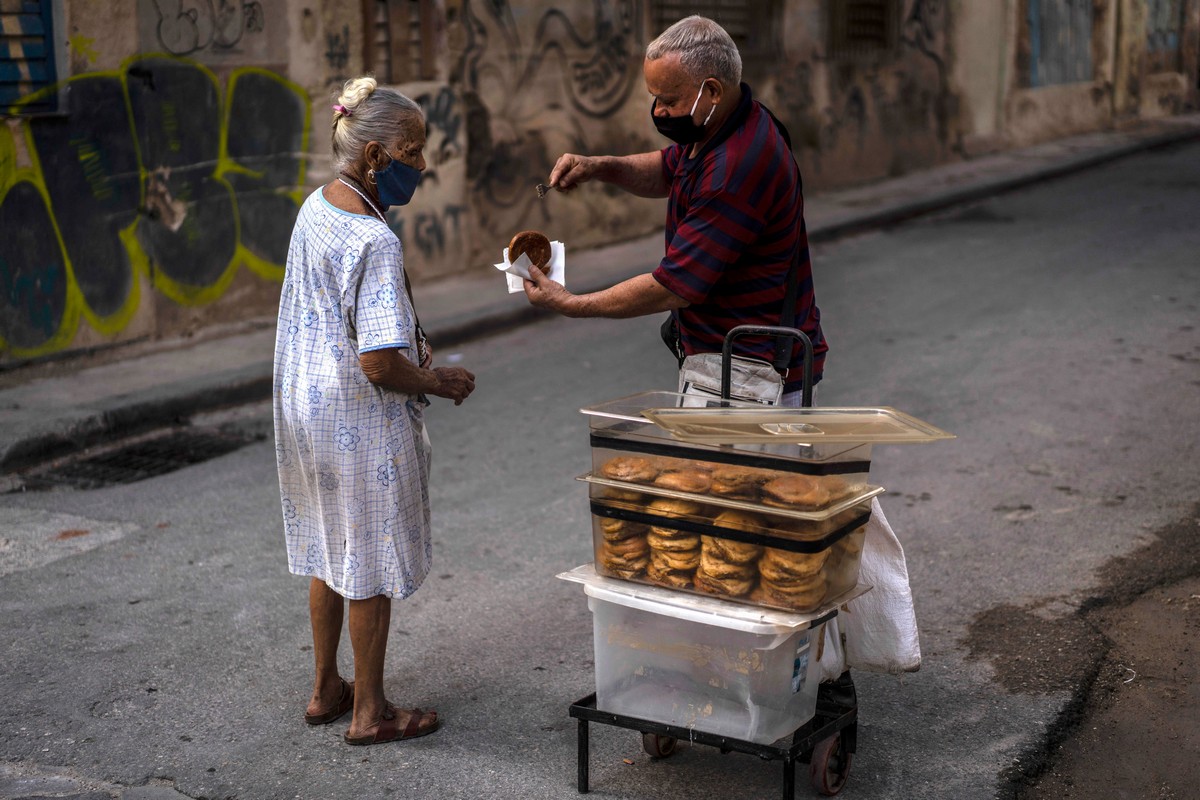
left=751, top=574, right=827, bottom=609
left=698, top=549, right=757, bottom=580
left=646, top=558, right=694, bottom=589
left=819, top=475, right=851, bottom=502
left=759, top=546, right=829, bottom=581
left=647, top=531, right=701, bottom=552
left=599, top=516, right=648, bottom=541
left=761, top=474, right=832, bottom=510
left=603, top=486, right=644, bottom=503
left=701, top=534, right=763, bottom=565
left=694, top=569, right=756, bottom=597
left=508, top=230, right=552, bottom=274
left=651, top=547, right=701, bottom=572
left=713, top=509, right=768, bottom=535
left=653, top=466, right=712, bottom=494
left=600, top=456, right=660, bottom=484
left=646, top=497, right=705, bottom=519
left=710, top=466, right=767, bottom=499
left=597, top=534, right=649, bottom=579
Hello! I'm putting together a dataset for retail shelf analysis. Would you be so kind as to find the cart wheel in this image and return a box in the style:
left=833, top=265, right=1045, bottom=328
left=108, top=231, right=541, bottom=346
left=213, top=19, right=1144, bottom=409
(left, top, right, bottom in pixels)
left=808, top=732, right=852, bottom=796
left=641, top=732, right=677, bottom=758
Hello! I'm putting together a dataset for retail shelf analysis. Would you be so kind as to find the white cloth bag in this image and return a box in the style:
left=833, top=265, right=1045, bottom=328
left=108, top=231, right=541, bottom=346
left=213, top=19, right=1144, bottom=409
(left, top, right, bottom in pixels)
left=840, top=497, right=921, bottom=673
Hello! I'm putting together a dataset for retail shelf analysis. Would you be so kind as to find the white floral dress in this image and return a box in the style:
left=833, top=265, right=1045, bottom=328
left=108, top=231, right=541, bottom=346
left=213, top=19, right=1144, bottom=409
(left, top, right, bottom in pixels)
left=273, top=188, right=431, bottom=600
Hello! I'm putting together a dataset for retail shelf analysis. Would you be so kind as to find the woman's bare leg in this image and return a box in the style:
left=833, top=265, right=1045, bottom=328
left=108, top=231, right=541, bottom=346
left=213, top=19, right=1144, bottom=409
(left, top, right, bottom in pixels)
left=307, top=577, right=347, bottom=717
left=346, top=594, right=391, bottom=738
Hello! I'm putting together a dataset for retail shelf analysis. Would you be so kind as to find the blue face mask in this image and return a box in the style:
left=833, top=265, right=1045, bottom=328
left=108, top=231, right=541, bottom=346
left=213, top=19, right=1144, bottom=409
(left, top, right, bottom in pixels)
left=374, top=158, right=422, bottom=206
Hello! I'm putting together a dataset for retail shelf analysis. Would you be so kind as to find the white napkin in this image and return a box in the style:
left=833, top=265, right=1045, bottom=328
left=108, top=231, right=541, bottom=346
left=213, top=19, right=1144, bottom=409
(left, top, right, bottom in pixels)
left=495, top=241, right=566, bottom=294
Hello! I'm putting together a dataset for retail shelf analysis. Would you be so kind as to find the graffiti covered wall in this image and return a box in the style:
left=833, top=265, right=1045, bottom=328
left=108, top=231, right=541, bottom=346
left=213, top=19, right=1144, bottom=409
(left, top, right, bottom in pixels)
left=0, top=56, right=308, bottom=359
left=443, top=0, right=664, bottom=265
left=757, top=0, right=959, bottom=190
left=1, top=0, right=309, bottom=361
left=4, top=0, right=1197, bottom=363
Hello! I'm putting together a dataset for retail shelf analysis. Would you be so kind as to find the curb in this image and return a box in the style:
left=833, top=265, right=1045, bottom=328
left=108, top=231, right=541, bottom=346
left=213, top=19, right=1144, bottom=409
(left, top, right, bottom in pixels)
left=3, top=125, right=1197, bottom=475
left=0, top=362, right=272, bottom=474
left=807, top=126, right=1200, bottom=243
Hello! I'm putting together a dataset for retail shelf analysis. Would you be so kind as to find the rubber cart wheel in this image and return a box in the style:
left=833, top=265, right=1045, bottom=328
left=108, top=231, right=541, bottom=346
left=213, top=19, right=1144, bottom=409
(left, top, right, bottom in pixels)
left=641, top=732, right=677, bottom=758
left=809, top=732, right=852, bottom=796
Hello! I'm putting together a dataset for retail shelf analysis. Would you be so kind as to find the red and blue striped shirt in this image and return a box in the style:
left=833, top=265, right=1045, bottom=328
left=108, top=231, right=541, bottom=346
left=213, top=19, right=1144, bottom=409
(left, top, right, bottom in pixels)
left=652, top=85, right=826, bottom=391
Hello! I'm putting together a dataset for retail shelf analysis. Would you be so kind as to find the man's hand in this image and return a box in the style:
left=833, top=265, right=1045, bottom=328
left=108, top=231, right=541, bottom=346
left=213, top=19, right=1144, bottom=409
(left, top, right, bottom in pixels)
left=430, top=366, right=476, bottom=405
left=522, top=263, right=577, bottom=316
left=548, top=153, right=600, bottom=193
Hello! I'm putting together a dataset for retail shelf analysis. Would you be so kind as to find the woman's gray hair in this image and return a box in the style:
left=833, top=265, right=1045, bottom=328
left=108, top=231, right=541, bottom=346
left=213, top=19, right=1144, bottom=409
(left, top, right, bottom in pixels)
left=330, top=76, right=425, bottom=171
left=646, top=15, right=742, bottom=87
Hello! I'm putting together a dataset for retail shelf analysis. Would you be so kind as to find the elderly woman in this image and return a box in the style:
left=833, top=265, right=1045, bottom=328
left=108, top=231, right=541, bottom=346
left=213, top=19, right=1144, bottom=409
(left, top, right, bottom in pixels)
left=273, top=76, right=475, bottom=746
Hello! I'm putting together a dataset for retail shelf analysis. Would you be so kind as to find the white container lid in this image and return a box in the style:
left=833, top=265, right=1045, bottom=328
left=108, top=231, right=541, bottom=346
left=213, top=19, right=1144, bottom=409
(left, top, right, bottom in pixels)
left=557, top=563, right=868, bottom=635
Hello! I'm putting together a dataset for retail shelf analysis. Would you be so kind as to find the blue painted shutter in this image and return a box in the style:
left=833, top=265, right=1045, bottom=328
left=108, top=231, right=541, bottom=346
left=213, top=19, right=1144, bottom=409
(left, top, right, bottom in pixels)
left=1, top=0, right=59, bottom=112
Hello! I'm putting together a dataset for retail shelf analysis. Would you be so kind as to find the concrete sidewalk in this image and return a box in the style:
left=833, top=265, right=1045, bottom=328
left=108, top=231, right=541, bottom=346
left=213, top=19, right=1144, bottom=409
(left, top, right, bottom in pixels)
left=2, top=113, right=1198, bottom=475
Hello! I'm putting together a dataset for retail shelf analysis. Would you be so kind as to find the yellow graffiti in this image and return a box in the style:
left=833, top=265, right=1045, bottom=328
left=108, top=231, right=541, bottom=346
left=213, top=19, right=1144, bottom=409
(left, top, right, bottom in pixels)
left=1, top=54, right=309, bottom=358
left=0, top=125, right=89, bottom=357
left=218, top=66, right=312, bottom=283
left=68, top=34, right=99, bottom=65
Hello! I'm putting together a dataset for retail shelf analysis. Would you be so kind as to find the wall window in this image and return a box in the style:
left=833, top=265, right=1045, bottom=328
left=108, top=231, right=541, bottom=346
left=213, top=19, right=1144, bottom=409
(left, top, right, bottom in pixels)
left=1145, top=0, right=1185, bottom=73
left=651, top=0, right=783, bottom=63
left=1, top=0, right=61, bottom=113
left=827, top=0, right=900, bottom=60
left=1020, top=0, right=1094, bottom=87
left=363, top=0, right=436, bottom=84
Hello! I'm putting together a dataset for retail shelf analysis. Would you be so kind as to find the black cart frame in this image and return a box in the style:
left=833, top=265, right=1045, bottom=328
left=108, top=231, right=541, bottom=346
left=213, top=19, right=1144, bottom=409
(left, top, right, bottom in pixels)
left=569, top=690, right=857, bottom=799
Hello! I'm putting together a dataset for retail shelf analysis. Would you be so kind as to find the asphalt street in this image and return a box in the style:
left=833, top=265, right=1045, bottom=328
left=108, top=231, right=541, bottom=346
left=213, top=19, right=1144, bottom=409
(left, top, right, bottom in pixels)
left=0, top=139, right=1198, bottom=799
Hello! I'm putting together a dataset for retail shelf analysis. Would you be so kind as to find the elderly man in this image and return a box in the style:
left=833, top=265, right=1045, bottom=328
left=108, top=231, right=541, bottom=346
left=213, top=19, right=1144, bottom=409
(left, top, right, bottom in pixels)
left=523, top=14, right=825, bottom=405
left=526, top=15, right=879, bottom=705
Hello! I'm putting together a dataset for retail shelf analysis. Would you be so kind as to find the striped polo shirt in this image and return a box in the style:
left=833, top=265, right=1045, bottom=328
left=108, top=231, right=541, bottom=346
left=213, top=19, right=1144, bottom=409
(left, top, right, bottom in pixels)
left=652, top=84, right=826, bottom=392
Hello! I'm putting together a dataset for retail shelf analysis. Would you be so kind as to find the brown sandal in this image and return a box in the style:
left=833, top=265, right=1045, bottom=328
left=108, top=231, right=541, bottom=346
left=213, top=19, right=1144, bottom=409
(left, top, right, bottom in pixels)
left=343, top=704, right=439, bottom=746
left=304, top=679, right=354, bottom=726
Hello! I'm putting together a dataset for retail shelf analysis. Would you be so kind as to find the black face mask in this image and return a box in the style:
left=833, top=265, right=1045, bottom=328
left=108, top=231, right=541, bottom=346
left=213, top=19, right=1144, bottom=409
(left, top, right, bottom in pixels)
left=651, top=82, right=716, bottom=145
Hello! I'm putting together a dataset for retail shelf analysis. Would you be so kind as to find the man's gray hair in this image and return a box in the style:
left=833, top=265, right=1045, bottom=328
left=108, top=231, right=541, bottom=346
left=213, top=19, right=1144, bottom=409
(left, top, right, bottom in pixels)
left=330, top=76, right=425, bottom=172
left=646, top=15, right=742, bottom=87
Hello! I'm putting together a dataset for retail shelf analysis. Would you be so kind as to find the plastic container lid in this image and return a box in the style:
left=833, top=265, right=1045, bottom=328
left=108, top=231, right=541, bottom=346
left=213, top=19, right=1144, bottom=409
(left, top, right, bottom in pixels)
left=580, top=390, right=761, bottom=423
left=557, top=563, right=868, bottom=634
left=640, top=406, right=956, bottom=445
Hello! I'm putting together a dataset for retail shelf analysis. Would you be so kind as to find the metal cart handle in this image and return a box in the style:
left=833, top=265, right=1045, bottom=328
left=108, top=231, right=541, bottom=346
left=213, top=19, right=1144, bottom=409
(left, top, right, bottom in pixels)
left=721, top=324, right=814, bottom=408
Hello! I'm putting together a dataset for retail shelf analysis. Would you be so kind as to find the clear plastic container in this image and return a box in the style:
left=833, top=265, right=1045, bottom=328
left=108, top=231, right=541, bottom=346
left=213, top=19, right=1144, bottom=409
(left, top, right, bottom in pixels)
left=587, top=492, right=870, bottom=613
left=586, top=447, right=877, bottom=515
left=558, top=564, right=842, bottom=744
left=583, top=391, right=876, bottom=466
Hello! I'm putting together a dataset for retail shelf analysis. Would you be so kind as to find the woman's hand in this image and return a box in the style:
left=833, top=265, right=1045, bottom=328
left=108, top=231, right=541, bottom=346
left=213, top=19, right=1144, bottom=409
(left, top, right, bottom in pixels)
left=430, top=366, right=475, bottom=405
left=359, top=348, right=474, bottom=403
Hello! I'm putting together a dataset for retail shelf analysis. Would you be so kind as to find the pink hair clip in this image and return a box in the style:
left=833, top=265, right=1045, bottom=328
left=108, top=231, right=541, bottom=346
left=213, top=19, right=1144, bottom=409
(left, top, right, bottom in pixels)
left=332, top=104, right=351, bottom=116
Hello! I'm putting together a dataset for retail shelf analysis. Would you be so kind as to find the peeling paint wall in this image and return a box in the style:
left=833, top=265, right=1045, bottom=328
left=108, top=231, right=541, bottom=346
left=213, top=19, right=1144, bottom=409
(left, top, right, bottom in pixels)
left=2, top=0, right=1198, bottom=365
left=755, top=0, right=959, bottom=191
left=1, top=2, right=309, bottom=360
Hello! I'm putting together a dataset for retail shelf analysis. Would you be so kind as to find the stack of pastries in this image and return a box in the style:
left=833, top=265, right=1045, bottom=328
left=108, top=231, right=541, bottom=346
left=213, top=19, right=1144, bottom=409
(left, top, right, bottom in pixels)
left=593, top=453, right=867, bottom=611
left=645, top=498, right=703, bottom=588
left=693, top=511, right=764, bottom=597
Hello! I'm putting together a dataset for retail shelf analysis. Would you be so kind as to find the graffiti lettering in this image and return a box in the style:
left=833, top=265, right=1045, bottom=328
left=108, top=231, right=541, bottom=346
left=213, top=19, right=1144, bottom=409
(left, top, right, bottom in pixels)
left=455, top=0, right=643, bottom=228
left=417, top=87, right=463, bottom=163
left=0, top=57, right=309, bottom=358
left=325, top=24, right=350, bottom=71
left=150, top=0, right=266, bottom=57
left=413, top=205, right=467, bottom=260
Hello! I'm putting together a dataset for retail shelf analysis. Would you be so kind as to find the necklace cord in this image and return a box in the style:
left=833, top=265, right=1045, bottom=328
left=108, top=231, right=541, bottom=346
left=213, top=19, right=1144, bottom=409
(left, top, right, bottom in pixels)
left=335, top=176, right=429, bottom=365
